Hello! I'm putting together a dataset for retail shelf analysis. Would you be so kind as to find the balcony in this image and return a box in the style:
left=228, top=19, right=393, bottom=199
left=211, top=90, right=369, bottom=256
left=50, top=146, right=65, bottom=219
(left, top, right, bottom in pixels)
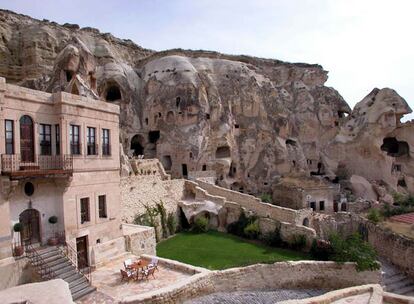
left=1, top=154, right=73, bottom=178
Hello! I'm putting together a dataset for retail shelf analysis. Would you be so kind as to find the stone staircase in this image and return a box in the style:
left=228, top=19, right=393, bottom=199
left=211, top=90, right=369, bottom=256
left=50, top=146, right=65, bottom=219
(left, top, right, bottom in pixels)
left=381, top=259, right=414, bottom=297
left=31, top=246, right=96, bottom=301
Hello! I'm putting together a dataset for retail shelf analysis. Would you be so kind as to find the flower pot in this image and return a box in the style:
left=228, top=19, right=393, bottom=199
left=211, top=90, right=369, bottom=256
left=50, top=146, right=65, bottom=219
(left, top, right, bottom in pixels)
left=13, top=246, right=24, bottom=257
left=48, top=237, right=59, bottom=246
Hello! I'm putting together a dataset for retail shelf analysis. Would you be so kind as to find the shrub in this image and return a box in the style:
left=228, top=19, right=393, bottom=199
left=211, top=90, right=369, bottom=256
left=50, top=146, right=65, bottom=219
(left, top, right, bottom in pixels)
left=243, top=220, right=260, bottom=239
left=260, top=193, right=273, bottom=204
left=227, top=213, right=250, bottom=237
left=367, top=209, right=382, bottom=223
left=329, top=233, right=380, bottom=271
left=289, top=234, right=307, bottom=250
left=167, top=212, right=177, bottom=235
left=13, top=223, right=22, bottom=232
left=261, top=227, right=283, bottom=247
left=310, top=239, right=333, bottom=260
left=192, top=216, right=209, bottom=233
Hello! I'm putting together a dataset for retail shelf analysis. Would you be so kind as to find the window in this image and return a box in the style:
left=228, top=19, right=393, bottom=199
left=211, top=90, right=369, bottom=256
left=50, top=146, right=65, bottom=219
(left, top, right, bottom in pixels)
left=55, top=124, right=60, bottom=155
left=102, top=129, right=110, bottom=156
left=87, top=127, right=96, bottom=155
left=80, top=198, right=90, bottom=224
left=5, top=120, right=14, bottom=154
left=39, top=124, right=52, bottom=155
left=98, top=195, right=107, bottom=218
left=70, top=125, right=80, bottom=155
left=310, top=202, right=316, bottom=211
left=319, top=201, right=325, bottom=211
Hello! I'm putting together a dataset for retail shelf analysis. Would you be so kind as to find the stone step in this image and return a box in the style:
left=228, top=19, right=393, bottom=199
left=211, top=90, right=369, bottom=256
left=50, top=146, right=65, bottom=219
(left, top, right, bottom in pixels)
left=54, top=265, right=76, bottom=276
left=57, top=269, right=78, bottom=280
left=72, top=286, right=96, bottom=301
left=36, top=246, right=57, bottom=255
left=394, top=285, right=414, bottom=295
left=70, top=281, right=90, bottom=295
left=69, top=276, right=88, bottom=289
left=46, top=257, right=68, bottom=268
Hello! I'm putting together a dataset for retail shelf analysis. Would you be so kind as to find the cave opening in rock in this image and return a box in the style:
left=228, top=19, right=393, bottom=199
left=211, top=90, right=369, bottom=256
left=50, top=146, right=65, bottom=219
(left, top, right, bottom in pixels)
left=215, top=146, right=231, bottom=158
left=381, top=137, right=409, bottom=157
left=206, top=113, right=210, bottom=120
left=161, top=155, right=172, bottom=171
left=65, top=70, right=73, bottom=82
left=338, top=111, right=349, bottom=118
left=398, top=178, right=407, bottom=188
left=286, top=139, right=297, bottom=146
left=105, top=84, right=122, bottom=101
left=202, top=164, right=207, bottom=171
left=179, top=207, right=190, bottom=230
left=148, top=130, right=160, bottom=144
left=176, top=97, right=181, bottom=108
left=131, top=134, right=145, bottom=156
left=182, top=164, right=188, bottom=177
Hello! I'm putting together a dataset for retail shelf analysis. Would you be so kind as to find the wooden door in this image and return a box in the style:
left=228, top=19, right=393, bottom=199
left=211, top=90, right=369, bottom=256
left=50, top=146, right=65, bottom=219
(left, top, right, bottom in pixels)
left=19, top=209, right=40, bottom=244
left=20, top=115, right=34, bottom=162
left=76, top=236, right=89, bottom=268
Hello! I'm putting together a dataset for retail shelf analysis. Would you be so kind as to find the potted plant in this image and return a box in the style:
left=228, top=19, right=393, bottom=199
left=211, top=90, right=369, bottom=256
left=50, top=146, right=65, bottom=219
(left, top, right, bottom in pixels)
left=13, top=223, right=24, bottom=256
left=47, top=216, right=59, bottom=245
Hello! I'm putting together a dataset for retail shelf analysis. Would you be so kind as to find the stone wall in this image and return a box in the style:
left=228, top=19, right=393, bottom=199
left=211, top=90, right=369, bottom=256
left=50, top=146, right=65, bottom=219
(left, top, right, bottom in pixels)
left=123, top=224, right=156, bottom=256
left=120, top=260, right=381, bottom=304
left=121, top=175, right=185, bottom=223
left=93, top=237, right=126, bottom=268
left=0, top=257, right=33, bottom=291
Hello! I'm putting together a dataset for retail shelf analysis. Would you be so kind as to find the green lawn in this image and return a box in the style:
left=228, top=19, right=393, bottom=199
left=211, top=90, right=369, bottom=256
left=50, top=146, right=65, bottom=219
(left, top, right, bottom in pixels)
left=156, top=230, right=310, bottom=270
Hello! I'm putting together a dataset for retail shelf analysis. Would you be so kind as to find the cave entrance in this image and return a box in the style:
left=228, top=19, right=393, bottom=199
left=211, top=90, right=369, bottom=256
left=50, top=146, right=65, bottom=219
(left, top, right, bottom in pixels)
left=162, top=155, right=172, bottom=171
left=182, top=164, right=188, bottom=177
left=105, top=84, right=122, bottom=101
left=148, top=131, right=160, bottom=144
left=215, top=146, right=231, bottom=158
left=381, top=137, right=409, bottom=157
left=131, top=134, right=145, bottom=156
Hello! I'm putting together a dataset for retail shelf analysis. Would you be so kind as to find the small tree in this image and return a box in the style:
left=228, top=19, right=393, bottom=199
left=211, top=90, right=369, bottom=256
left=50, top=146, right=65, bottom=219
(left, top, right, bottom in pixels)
left=260, top=193, right=273, bottom=204
left=192, top=216, right=209, bottom=233
left=367, top=209, right=382, bottom=223
left=13, top=223, right=22, bottom=244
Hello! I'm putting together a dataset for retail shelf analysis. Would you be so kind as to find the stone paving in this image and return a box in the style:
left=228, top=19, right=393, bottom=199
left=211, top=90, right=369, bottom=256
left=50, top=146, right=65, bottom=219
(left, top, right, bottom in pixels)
left=185, top=289, right=326, bottom=304
left=76, top=254, right=192, bottom=303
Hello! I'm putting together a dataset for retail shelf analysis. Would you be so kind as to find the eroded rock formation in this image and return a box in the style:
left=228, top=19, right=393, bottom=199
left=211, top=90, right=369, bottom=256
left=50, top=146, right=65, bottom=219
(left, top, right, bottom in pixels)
left=0, top=9, right=412, bottom=200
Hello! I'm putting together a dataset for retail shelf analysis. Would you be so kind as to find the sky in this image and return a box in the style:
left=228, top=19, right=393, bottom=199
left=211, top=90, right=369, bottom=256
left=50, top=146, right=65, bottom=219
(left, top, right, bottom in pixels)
left=1, top=0, right=413, bottom=120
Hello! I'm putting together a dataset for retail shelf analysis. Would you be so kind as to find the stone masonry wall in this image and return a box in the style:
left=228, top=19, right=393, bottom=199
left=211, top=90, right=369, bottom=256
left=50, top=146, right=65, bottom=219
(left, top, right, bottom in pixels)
left=123, top=224, right=156, bottom=257
left=0, top=258, right=33, bottom=291
left=121, top=175, right=185, bottom=223
left=121, top=260, right=381, bottom=304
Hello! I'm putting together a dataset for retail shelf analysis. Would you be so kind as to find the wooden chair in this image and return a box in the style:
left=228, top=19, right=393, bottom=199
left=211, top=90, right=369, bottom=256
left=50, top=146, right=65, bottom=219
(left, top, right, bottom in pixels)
left=124, top=258, right=133, bottom=270
left=120, top=269, right=135, bottom=282
left=139, top=266, right=156, bottom=280
left=148, top=257, right=159, bottom=271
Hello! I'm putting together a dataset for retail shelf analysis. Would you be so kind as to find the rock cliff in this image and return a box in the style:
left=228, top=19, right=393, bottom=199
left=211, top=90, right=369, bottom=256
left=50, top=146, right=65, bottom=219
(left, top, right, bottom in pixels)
left=0, top=9, right=412, bottom=198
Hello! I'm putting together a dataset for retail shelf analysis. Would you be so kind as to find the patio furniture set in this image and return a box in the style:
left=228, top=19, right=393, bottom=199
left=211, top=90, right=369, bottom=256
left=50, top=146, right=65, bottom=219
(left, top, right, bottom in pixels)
left=120, top=257, right=159, bottom=282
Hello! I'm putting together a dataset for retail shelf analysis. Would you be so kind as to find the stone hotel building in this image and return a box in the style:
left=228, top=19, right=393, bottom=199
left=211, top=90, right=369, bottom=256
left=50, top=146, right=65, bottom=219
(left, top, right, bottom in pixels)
left=0, top=77, right=122, bottom=267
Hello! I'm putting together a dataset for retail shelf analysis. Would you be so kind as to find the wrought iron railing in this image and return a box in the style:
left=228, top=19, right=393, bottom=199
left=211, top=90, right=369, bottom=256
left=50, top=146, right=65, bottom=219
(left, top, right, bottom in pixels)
left=59, top=241, right=92, bottom=284
left=1, top=154, right=73, bottom=174
left=24, top=241, right=57, bottom=280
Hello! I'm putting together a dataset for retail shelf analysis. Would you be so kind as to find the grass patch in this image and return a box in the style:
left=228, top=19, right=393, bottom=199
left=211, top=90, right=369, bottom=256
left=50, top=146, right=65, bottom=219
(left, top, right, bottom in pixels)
left=156, top=230, right=310, bottom=270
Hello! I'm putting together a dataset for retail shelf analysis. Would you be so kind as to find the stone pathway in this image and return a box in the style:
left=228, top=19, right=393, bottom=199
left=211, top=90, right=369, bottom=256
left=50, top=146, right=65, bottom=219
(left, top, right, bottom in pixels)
left=184, top=289, right=325, bottom=304
left=381, top=258, right=414, bottom=296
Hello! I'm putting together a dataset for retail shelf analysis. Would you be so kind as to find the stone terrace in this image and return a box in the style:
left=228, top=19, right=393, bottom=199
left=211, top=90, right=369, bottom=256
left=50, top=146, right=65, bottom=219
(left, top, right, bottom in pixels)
left=77, top=254, right=192, bottom=303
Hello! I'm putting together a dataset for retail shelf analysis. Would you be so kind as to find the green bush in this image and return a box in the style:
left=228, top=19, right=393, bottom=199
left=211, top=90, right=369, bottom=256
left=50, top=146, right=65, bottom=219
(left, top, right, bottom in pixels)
left=243, top=220, right=260, bottom=239
left=13, top=223, right=22, bottom=232
left=367, top=209, right=382, bottom=223
left=310, top=239, right=333, bottom=260
left=289, top=234, right=307, bottom=250
left=260, top=227, right=283, bottom=247
left=381, top=203, right=414, bottom=218
left=192, top=216, right=209, bottom=233
left=260, top=193, right=273, bottom=204
left=329, top=233, right=380, bottom=271
left=167, top=212, right=177, bottom=235
left=227, top=213, right=250, bottom=237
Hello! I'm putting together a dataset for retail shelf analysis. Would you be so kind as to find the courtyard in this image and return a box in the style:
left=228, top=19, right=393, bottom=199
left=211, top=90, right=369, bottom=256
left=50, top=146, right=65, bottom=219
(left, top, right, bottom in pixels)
left=77, top=254, right=192, bottom=303
left=156, top=230, right=310, bottom=270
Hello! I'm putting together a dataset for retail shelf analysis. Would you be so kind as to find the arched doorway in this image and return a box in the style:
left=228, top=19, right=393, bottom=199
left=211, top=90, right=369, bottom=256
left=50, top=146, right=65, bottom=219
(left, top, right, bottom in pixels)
left=302, top=218, right=309, bottom=227
left=19, top=209, right=40, bottom=244
left=131, top=134, right=145, bottom=156
left=20, top=115, right=34, bottom=162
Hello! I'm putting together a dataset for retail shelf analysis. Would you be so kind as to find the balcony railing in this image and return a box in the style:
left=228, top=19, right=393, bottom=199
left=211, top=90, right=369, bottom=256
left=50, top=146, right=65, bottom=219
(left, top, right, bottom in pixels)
left=1, top=154, right=73, bottom=177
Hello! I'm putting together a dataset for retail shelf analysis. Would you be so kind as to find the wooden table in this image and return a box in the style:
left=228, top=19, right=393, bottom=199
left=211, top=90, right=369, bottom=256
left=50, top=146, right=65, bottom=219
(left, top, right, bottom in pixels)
left=132, top=260, right=150, bottom=280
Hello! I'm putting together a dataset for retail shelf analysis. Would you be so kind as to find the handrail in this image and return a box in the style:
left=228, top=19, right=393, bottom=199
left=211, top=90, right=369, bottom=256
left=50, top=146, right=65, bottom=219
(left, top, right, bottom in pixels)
left=24, top=242, right=57, bottom=280
left=1, top=154, right=73, bottom=173
left=59, top=241, right=92, bottom=284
